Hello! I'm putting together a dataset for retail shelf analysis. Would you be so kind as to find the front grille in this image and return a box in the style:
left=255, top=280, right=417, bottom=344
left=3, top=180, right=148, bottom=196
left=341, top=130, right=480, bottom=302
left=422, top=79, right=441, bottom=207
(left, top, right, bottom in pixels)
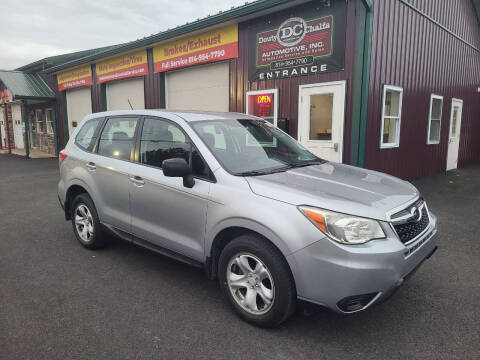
left=392, top=205, right=430, bottom=244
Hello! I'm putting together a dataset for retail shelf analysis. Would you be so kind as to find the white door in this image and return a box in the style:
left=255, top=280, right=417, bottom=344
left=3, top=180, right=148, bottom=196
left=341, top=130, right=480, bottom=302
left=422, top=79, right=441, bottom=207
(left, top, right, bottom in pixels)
left=11, top=104, right=24, bottom=149
left=107, top=77, right=145, bottom=110
left=166, top=62, right=229, bottom=111
left=446, top=98, right=463, bottom=171
left=298, top=81, right=346, bottom=162
left=66, top=87, right=92, bottom=138
left=0, top=107, right=6, bottom=148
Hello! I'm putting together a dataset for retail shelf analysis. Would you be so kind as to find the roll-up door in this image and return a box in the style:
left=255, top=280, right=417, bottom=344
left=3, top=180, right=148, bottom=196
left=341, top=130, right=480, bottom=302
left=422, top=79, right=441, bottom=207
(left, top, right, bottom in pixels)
left=66, top=87, right=92, bottom=138
left=166, top=62, right=229, bottom=111
left=106, top=77, right=145, bottom=111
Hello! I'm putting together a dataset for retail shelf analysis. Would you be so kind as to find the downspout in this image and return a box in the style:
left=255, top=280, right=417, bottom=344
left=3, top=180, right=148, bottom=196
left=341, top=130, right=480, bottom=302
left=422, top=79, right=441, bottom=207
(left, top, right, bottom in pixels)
left=358, top=0, right=373, bottom=168
left=350, top=0, right=373, bottom=167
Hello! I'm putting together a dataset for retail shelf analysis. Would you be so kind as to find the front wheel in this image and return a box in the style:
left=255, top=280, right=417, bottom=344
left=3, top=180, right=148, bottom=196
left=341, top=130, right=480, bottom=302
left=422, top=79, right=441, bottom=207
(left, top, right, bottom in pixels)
left=218, top=234, right=296, bottom=327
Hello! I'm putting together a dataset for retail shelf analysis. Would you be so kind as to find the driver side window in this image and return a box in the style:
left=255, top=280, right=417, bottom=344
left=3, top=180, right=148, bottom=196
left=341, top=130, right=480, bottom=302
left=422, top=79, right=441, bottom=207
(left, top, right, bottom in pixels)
left=139, top=118, right=214, bottom=181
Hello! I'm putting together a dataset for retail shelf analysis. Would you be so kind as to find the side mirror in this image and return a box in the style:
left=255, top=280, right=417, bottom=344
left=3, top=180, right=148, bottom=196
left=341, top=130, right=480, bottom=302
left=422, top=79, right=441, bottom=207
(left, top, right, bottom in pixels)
left=162, top=158, right=195, bottom=188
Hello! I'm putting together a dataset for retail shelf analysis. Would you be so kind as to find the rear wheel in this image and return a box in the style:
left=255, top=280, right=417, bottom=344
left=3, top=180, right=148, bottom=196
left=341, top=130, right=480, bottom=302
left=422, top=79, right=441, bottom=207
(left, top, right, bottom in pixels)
left=218, top=234, right=296, bottom=327
left=71, top=193, right=105, bottom=249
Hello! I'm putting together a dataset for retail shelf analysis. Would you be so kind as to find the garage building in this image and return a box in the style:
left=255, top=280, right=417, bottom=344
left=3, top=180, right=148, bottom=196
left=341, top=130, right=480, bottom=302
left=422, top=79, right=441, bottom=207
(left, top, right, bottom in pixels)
left=4, top=0, right=479, bottom=180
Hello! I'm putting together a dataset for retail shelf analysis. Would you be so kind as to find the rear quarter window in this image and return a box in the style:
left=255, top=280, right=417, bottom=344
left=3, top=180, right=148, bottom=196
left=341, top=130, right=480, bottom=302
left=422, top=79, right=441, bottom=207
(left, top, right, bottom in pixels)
left=75, top=118, right=102, bottom=151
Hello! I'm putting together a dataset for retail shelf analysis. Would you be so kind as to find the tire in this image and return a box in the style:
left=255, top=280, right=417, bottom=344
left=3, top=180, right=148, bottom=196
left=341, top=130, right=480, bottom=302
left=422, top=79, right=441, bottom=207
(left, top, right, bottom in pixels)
left=71, top=193, right=106, bottom=250
left=218, top=233, right=296, bottom=327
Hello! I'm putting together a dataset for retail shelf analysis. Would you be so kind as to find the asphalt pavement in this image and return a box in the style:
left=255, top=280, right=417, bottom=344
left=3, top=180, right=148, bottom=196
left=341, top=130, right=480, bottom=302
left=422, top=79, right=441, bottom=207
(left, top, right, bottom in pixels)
left=0, top=154, right=479, bottom=359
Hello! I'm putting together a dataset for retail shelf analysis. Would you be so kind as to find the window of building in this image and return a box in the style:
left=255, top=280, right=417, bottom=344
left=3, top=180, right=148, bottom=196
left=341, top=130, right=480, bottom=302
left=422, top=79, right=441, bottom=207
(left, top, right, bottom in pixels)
left=98, top=117, right=139, bottom=160
left=380, top=85, right=403, bottom=148
left=35, top=109, right=46, bottom=134
left=46, top=109, right=54, bottom=134
left=246, top=89, right=278, bottom=126
left=139, top=117, right=212, bottom=181
left=75, top=118, right=102, bottom=151
left=427, top=94, right=443, bottom=144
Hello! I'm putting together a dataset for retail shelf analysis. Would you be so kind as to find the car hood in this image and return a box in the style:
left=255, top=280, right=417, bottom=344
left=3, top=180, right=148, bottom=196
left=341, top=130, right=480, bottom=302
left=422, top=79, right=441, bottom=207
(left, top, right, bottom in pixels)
left=245, top=162, right=419, bottom=221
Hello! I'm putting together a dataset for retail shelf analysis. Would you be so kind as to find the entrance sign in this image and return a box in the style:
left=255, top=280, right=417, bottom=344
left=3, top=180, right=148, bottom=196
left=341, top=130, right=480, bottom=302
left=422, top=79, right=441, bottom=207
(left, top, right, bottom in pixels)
left=57, top=65, right=93, bottom=91
left=153, top=24, right=238, bottom=73
left=96, top=50, right=148, bottom=84
left=248, top=2, right=346, bottom=81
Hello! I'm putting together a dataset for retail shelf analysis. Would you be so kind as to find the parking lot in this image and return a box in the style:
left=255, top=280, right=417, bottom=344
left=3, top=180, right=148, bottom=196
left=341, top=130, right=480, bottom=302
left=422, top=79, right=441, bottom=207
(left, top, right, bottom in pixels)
left=0, top=154, right=479, bottom=360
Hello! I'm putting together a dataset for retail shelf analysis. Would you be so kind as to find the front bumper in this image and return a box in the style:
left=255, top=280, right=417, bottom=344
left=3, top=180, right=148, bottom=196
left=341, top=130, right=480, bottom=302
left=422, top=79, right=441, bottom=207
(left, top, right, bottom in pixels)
left=287, top=212, right=438, bottom=313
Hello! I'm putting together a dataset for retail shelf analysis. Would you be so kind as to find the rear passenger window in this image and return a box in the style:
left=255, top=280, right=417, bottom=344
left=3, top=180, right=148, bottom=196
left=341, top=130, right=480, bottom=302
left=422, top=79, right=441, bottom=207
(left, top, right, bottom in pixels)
left=75, top=118, right=101, bottom=151
left=97, top=117, right=139, bottom=161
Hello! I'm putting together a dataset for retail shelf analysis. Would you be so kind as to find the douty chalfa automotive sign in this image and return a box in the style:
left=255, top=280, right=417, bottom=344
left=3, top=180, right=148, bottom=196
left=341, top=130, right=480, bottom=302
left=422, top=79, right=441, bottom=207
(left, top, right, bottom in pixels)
left=96, top=50, right=148, bottom=84
left=248, top=1, right=346, bottom=81
left=57, top=65, right=93, bottom=91
left=153, top=24, right=238, bottom=73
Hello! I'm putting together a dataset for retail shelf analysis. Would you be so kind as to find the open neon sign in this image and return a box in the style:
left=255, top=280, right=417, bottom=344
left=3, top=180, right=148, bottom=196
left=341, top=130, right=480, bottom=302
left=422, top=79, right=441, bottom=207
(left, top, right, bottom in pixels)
left=256, top=94, right=272, bottom=104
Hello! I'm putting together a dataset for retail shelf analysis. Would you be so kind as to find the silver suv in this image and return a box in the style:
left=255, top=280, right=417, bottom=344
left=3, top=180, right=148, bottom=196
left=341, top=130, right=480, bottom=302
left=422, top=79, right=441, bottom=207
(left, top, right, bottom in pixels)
left=58, top=110, right=438, bottom=327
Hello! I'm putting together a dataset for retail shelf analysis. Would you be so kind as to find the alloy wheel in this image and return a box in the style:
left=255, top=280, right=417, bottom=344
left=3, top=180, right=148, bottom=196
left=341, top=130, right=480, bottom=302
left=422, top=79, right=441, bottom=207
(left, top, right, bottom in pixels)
left=74, top=204, right=94, bottom=242
left=226, top=253, right=275, bottom=315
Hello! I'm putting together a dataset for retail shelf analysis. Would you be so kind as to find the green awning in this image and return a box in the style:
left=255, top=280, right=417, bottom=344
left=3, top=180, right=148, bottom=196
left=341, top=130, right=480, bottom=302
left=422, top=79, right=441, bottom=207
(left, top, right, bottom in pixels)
left=0, top=70, right=55, bottom=100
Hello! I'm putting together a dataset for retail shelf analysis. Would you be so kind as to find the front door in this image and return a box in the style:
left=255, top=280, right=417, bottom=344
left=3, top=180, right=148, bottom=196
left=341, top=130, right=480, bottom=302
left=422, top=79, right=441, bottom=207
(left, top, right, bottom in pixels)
left=0, top=107, right=6, bottom=148
left=298, top=81, right=346, bottom=162
left=446, top=99, right=463, bottom=171
left=129, top=117, right=210, bottom=262
left=11, top=104, right=24, bottom=149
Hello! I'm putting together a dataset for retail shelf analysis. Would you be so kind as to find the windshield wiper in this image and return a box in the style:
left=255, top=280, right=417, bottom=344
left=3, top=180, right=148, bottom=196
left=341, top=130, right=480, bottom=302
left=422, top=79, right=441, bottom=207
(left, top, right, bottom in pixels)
left=236, top=165, right=292, bottom=177
left=288, top=160, right=326, bottom=168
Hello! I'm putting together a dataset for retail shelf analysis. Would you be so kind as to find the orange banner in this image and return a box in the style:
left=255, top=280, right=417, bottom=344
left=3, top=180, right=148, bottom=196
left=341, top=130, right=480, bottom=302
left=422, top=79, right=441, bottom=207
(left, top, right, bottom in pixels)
left=153, top=24, right=238, bottom=72
left=57, top=65, right=93, bottom=91
left=0, top=89, right=13, bottom=103
left=96, top=50, right=148, bottom=83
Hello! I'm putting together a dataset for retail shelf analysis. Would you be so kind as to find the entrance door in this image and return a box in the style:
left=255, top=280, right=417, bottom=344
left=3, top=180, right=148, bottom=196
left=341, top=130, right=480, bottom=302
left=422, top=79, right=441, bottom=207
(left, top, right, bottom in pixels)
left=0, top=107, right=6, bottom=148
left=11, top=104, right=24, bottom=149
left=446, top=98, right=463, bottom=171
left=298, top=81, right=345, bottom=162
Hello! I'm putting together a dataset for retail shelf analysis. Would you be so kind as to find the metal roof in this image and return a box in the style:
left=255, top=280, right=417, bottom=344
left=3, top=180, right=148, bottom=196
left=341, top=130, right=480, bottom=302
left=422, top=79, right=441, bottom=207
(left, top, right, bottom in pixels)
left=16, top=44, right=125, bottom=72
left=0, top=70, right=55, bottom=100
left=45, top=0, right=300, bottom=74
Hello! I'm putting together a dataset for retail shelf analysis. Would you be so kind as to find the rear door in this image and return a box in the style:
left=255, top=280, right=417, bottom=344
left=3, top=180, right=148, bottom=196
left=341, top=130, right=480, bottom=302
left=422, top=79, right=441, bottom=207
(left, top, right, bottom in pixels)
left=129, top=116, right=212, bottom=261
left=89, top=116, right=140, bottom=233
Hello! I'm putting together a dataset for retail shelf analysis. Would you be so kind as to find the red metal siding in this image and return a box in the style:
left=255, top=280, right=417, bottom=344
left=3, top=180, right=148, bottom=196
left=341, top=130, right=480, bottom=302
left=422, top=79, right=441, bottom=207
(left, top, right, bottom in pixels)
left=90, top=65, right=103, bottom=114
left=145, top=48, right=161, bottom=109
left=229, top=0, right=359, bottom=164
left=365, top=0, right=480, bottom=180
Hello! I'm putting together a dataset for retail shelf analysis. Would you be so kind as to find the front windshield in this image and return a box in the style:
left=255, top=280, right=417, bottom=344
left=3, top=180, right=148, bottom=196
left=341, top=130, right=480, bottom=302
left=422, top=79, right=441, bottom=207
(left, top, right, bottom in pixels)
left=192, top=119, right=325, bottom=176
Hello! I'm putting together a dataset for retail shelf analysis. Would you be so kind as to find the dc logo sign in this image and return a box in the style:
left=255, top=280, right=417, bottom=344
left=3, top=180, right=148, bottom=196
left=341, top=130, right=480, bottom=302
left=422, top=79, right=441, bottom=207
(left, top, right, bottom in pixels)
left=277, top=17, right=307, bottom=47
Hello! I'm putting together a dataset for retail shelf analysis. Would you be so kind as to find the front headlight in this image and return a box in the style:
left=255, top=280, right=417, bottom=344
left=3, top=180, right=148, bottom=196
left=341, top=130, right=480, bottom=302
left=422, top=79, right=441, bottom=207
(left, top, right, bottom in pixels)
left=298, top=206, right=386, bottom=244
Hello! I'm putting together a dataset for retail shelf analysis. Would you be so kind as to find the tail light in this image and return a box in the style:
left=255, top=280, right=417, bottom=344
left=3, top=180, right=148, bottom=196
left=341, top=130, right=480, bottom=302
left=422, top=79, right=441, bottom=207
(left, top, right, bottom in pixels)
left=59, top=149, right=68, bottom=166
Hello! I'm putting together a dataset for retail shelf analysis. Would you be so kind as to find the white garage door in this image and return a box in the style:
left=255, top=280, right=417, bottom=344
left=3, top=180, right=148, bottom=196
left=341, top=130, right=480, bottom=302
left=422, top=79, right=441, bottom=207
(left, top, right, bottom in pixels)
left=107, top=77, right=145, bottom=111
left=66, top=87, right=92, bottom=138
left=11, top=104, right=24, bottom=149
left=166, top=62, right=229, bottom=112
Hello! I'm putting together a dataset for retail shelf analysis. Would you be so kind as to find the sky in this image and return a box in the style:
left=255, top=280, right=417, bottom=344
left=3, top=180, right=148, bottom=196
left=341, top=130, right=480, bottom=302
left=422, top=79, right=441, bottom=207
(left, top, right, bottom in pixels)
left=0, top=0, right=247, bottom=70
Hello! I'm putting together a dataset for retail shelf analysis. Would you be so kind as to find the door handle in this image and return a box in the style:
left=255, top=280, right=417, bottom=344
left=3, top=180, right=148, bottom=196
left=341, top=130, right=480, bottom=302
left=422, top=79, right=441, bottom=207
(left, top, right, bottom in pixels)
left=129, top=176, right=145, bottom=187
left=333, top=143, right=339, bottom=152
left=85, top=162, right=96, bottom=171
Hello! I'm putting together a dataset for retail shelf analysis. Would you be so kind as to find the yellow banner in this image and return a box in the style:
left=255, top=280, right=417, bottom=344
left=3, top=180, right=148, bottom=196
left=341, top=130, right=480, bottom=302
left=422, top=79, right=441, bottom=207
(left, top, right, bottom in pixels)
left=57, top=65, right=93, bottom=90
left=95, top=50, right=148, bottom=83
left=153, top=24, right=238, bottom=64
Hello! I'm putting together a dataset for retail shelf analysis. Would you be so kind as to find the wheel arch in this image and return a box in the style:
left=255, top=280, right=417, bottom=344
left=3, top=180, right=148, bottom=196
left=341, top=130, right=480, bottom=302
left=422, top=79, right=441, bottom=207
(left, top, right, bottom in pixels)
left=64, top=179, right=94, bottom=220
left=205, top=220, right=292, bottom=280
